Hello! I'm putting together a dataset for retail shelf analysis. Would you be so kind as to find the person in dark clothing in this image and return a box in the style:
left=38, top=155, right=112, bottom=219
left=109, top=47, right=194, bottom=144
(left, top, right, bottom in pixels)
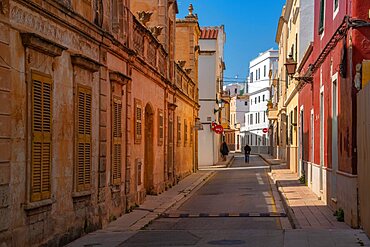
left=244, top=144, right=251, bottom=163
left=220, top=141, right=229, bottom=161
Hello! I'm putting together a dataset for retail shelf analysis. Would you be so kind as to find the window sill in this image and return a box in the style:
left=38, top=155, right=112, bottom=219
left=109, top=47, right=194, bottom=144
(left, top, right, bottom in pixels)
left=110, top=185, right=121, bottom=193
left=23, top=199, right=54, bottom=211
left=72, top=191, right=92, bottom=198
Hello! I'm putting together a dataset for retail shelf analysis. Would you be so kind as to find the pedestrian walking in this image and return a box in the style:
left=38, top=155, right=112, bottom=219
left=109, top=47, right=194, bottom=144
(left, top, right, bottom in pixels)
left=244, top=144, right=251, bottom=163
left=220, top=141, right=229, bottom=161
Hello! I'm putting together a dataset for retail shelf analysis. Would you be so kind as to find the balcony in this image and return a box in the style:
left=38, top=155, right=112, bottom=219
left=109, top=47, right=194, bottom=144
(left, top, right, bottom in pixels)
left=175, top=64, right=196, bottom=100
left=133, top=17, right=168, bottom=78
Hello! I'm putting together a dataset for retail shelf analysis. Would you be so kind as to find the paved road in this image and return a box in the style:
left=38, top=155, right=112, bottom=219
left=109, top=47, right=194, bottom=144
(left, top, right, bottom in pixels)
left=118, top=155, right=369, bottom=247
left=148, top=155, right=283, bottom=230
left=67, top=155, right=369, bottom=247
left=120, top=155, right=286, bottom=246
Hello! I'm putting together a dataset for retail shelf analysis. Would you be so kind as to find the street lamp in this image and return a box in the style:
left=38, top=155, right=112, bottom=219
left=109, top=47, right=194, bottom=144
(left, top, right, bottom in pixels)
left=214, top=99, right=225, bottom=114
left=194, top=118, right=203, bottom=130
left=284, top=54, right=313, bottom=83
left=285, top=54, right=298, bottom=76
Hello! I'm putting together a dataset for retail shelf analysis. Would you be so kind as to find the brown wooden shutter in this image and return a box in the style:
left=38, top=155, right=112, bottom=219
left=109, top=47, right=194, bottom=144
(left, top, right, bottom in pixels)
left=31, top=72, right=52, bottom=202
left=112, top=97, right=122, bottom=185
left=135, top=99, right=142, bottom=143
left=177, top=116, right=181, bottom=146
left=158, top=109, right=163, bottom=146
left=190, top=124, right=193, bottom=145
left=77, top=86, right=92, bottom=192
left=184, top=119, right=187, bottom=146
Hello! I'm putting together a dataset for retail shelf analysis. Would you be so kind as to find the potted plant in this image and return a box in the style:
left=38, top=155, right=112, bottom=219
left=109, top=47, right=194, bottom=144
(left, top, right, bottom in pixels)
left=267, top=100, right=273, bottom=109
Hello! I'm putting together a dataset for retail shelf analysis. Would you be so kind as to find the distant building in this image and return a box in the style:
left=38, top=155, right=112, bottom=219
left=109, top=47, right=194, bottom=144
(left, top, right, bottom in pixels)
left=198, top=26, right=226, bottom=166
left=224, top=83, right=245, bottom=96
left=240, top=49, right=278, bottom=154
left=223, top=83, right=248, bottom=152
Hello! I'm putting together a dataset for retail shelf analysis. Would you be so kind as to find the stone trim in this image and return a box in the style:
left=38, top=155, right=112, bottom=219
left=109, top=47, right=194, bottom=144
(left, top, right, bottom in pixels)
left=71, top=54, right=101, bottom=72
left=337, top=170, right=358, bottom=178
left=71, top=190, right=92, bottom=198
left=21, top=32, right=67, bottom=57
left=23, top=198, right=53, bottom=211
left=109, top=71, right=131, bottom=85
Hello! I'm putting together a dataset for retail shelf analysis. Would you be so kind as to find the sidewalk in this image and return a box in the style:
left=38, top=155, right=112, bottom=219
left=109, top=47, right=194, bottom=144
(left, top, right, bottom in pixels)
left=215, top=154, right=235, bottom=167
left=198, top=154, right=235, bottom=170
left=67, top=170, right=214, bottom=247
left=260, top=154, right=350, bottom=230
left=260, top=153, right=286, bottom=165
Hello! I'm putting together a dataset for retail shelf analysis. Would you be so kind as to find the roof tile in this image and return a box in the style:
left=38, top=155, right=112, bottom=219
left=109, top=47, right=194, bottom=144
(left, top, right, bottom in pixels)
left=200, top=28, right=219, bottom=39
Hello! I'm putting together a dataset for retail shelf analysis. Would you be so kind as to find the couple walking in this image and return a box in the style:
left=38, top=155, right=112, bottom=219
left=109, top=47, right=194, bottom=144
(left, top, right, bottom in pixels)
left=244, top=144, right=251, bottom=163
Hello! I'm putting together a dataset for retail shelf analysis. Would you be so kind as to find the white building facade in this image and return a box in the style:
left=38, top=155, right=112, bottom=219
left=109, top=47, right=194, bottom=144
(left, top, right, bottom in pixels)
left=230, top=94, right=249, bottom=152
left=198, top=26, right=226, bottom=167
left=240, top=49, right=278, bottom=154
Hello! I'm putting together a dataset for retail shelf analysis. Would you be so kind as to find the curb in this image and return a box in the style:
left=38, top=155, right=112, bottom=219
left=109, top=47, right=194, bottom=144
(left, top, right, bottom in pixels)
left=162, top=171, right=216, bottom=214
left=259, top=154, right=270, bottom=164
left=267, top=173, right=301, bottom=229
left=213, top=155, right=235, bottom=168
left=259, top=154, right=272, bottom=172
left=276, top=180, right=300, bottom=229
left=129, top=171, right=215, bottom=231
left=226, top=155, right=235, bottom=167
left=259, top=154, right=298, bottom=229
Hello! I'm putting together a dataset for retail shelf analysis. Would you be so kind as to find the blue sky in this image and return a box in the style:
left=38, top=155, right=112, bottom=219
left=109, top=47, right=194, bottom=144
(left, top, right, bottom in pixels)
left=177, top=0, right=285, bottom=83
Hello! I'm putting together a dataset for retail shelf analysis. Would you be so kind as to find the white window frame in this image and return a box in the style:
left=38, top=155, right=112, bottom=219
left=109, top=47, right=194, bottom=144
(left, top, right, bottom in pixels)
left=333, top=0, right=339, bottom=19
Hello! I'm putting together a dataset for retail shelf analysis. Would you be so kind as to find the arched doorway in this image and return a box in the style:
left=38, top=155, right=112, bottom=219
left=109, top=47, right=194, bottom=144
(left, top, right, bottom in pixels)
left=144, top=103, right=154, bottom=194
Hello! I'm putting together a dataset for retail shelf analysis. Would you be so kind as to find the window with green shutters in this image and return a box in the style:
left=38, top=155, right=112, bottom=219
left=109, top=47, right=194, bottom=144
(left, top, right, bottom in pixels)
left=31, top=71, right=52, bottom=202
left=76, top=86, right=92, bottom=192
left=319, top=0, right=325, bottom=34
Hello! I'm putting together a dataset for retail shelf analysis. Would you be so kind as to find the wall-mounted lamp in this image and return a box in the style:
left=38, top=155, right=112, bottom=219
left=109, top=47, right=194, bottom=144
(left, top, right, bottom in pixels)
left=194, top=118, right=203, bottom=130
left=214, top=99, right=225, bottom=114
left=284, top=54, right=313, bottom=83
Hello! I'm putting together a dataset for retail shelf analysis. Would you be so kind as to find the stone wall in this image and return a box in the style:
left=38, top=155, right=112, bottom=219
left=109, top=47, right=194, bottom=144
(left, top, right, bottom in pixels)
left=0, top=0, right=199, bottom=246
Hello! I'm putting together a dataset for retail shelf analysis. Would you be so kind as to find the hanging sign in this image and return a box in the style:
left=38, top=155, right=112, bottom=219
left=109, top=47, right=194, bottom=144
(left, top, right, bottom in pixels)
left=214, top=125, right=224, bottom=134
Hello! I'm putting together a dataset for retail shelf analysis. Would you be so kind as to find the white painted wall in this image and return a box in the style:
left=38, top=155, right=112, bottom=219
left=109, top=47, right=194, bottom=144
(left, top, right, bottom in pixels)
left=199, top=54, right=217, bottom=103
left=235, top=99, right=248, bottom=124
left=198, top=125, right=215, bottom=166
left=198, top=26, right=226, bottom=167
left=198, top=51, right=218, bottom=166
left=299, top=0, right=314, bottom=64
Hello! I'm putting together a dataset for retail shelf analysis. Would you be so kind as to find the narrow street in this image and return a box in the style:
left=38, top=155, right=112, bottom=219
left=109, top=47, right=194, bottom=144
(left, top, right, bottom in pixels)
left=2, top=1, right=370, bottom=246
left=146, top=155, right=283, bottom=228
left=118, top=155, right=285, bottom=246
left=65, top=156, right=370, bottom=247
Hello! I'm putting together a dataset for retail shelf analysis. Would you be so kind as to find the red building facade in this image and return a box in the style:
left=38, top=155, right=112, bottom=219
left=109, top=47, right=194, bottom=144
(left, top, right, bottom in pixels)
left=299, top=0, right=370, bottom=228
